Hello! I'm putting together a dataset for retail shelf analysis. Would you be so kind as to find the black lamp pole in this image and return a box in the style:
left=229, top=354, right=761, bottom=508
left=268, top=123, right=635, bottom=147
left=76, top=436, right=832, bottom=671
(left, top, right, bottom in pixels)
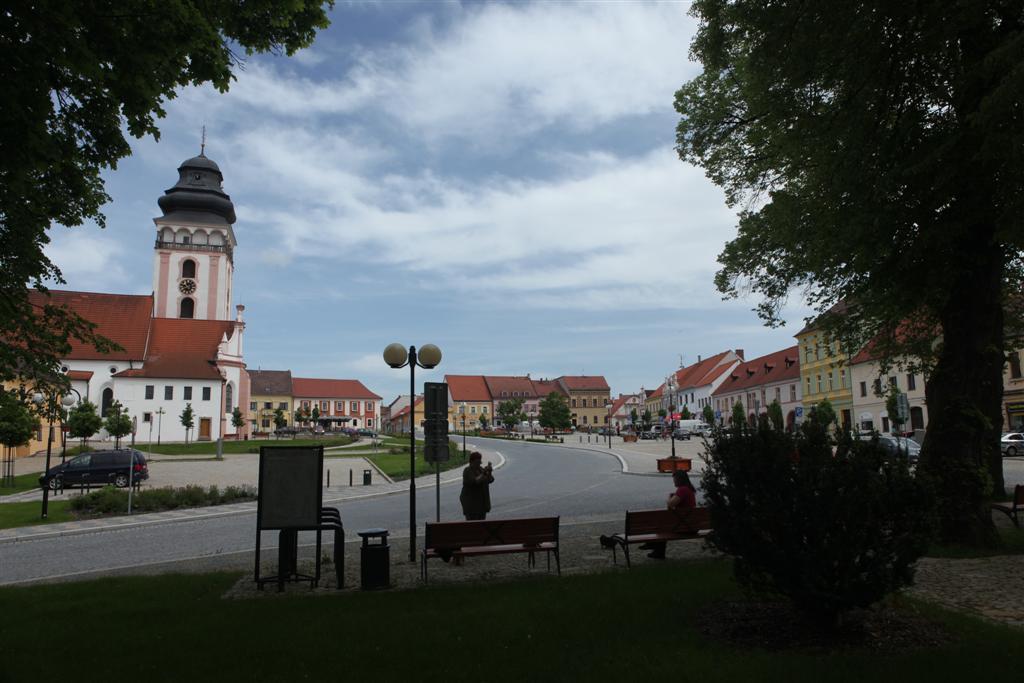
left=384, top=343, right=442, bottom=563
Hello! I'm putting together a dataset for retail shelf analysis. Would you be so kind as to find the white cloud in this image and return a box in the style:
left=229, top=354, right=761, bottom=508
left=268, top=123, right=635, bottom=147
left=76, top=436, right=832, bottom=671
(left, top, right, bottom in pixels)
left=45, top=229, right=135, bottom=293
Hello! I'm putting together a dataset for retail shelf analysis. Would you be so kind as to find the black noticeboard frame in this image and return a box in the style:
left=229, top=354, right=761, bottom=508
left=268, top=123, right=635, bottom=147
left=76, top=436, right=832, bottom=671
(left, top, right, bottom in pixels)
left=254, top=445, right=324, bottom=590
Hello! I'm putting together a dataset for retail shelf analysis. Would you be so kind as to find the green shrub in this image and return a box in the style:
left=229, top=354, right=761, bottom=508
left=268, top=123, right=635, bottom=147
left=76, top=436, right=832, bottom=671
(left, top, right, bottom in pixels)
left=70, top=485, right=257, bottom=515
left=135, top=487, right=177, bottom=512
left=701, top=416, right=936, bottom=628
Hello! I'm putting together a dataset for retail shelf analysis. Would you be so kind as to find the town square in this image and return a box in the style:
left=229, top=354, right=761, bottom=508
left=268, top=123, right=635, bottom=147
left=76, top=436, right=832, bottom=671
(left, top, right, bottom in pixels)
left=1, top=1, right=1022, bottom=681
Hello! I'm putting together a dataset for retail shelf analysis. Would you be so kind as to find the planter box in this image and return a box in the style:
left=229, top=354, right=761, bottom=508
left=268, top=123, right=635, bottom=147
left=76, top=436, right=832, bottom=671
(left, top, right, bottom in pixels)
left=622, top=435, right=638, bottom=443
left=656, top=457, right=692, bottom=473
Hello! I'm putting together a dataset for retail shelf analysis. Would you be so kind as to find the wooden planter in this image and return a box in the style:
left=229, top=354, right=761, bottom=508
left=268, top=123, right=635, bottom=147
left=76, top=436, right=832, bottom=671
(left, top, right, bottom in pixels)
left=656, top=457, right=692, bottom=473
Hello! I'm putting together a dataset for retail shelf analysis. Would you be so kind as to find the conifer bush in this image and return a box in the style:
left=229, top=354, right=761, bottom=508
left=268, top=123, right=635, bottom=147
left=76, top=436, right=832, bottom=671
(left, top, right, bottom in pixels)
left=701, top=414, right=935, bottom=627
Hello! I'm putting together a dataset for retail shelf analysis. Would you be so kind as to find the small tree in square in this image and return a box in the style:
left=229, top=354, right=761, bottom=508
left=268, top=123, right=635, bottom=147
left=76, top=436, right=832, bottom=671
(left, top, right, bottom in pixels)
left=702, top=404, right=715, bottom=425
left=231, top=407, right=245, bottom=437
left=67, top=399, right=102, bottom=450
left=497, top=397, right=526, bottom=433
left=767, top=399, right=784, bottom=431
left=104, top=400, right=133, bottom=448
left=680, top=405, right=692, bottom=420
left=273, top=408, right=287, bottom=435
left=179, top=403, right=195, bottom=445
left=538, top=392, right=571, bottom=433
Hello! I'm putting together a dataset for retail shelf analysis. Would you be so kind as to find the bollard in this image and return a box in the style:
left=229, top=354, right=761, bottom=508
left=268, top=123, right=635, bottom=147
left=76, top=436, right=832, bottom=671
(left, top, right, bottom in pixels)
left=349, top=469, right=353, bottom=486
left=327, top=469, right=330, bottom=487
left=579, top=436, right=582, bottom=443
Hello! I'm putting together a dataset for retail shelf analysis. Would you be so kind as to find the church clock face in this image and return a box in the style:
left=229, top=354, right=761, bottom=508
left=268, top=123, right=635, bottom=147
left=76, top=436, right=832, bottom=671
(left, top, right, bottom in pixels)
left=178, top=278, right=197, bottom=295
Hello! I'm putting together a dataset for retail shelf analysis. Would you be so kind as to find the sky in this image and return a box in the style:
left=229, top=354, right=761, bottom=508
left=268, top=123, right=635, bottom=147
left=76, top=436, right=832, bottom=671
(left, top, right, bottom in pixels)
left=44, top=0, right=810, bottom=402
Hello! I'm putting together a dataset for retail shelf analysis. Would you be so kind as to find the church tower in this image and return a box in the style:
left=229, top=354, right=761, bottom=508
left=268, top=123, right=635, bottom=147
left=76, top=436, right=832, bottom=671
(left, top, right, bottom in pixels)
left=152, top=152, right=238, bottom=321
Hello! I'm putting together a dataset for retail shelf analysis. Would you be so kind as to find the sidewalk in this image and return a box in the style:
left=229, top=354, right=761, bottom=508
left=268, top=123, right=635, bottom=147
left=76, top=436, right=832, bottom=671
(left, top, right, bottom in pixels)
left=484, top=433, right=708, bottom=476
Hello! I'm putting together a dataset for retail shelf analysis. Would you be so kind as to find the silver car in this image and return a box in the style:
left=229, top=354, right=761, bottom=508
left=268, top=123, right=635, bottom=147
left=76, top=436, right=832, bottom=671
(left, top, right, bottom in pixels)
left=1002, top=432, right=1023, bottom=457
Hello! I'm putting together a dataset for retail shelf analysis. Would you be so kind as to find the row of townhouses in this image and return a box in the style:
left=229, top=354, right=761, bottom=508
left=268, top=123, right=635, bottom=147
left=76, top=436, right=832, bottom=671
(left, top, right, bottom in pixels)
left=247, top=370, right=382, bottom=434
left=616, top=314, right=1024, bottom=436
left=383, top=375, right=612, bottom=434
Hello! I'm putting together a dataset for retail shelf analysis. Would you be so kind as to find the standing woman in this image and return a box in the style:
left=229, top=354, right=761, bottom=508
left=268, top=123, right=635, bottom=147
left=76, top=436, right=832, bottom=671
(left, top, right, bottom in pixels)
left=460, top=451, right=494, bottom=520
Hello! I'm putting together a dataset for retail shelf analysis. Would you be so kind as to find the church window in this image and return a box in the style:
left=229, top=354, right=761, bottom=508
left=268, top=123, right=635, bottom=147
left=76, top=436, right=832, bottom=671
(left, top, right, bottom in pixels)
left=145, top=385, right=154, bottom=400
left=180, top=297, right=194, bottom=319
left=143, top=412, right=152, bottom=423
left=164, top=386, right=173, bottom=400
left=101, top=388, right=113, bottom=417
left=225, top=383, right=234, bottom=412
left=184, top=386, right=192, bottom=400
left=182, top=259, right=196, bottom=279
left=202, top=387, right=211, bottom=401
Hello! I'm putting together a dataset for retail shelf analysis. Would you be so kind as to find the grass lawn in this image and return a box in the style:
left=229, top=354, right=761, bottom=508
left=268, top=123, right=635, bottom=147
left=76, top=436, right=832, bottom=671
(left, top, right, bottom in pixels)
left=365, top=442, right=467, bottom=479
left=0, top=473, right=44, bottom=497
left=146, top=436, right=353, bottom=455
left=1, top=562, right=1022, bottom=681
left=0, top=500, right=73, bottom=528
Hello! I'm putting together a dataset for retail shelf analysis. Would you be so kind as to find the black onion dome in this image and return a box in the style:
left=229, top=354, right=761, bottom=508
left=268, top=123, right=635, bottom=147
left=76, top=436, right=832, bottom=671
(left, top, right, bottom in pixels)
left=157, top=153, right=236, bottom=224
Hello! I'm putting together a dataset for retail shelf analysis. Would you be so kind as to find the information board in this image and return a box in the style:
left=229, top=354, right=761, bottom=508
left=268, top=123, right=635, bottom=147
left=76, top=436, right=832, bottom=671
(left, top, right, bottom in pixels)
left=257, top=446, right=323, bottom=530
left=424, top=382, right=450, bottom=463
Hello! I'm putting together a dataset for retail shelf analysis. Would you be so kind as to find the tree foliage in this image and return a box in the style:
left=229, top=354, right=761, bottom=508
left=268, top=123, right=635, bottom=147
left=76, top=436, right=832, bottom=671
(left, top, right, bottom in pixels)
left=67, top=399, right=102, bottom=448
left=0, top=389, right=36, bottom=448
left=701, top=416, right=935, bottom=628
left=104, top=400, right=132, bottom=448
left=179, top=403, right=195, bottom=444
left=496, top=398, right=526, bottom=432
left=767, top=399, right=784, bottom=431
left=538, top=392, right=571, bottom=432
left=273, top=408, right=287, bottom=431
left=675, top=0, right=1022, bottom=543
left=731, top=400, right=745, bottom=428
left=1, top=1, right=333, bottom=391
left=702, top=404, right=715, bottom=425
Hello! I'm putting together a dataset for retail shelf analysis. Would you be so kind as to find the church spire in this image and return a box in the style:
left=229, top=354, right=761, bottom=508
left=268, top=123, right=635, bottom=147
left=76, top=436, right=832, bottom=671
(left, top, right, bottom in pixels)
left=200, top=125, right=206, bottom=156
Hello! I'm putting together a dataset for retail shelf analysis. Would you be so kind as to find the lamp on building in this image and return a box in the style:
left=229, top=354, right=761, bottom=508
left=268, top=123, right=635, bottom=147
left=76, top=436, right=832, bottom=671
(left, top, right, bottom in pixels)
left=32, top=389, right=79, bottom=519
left=383, top=342, right=442, bottom=563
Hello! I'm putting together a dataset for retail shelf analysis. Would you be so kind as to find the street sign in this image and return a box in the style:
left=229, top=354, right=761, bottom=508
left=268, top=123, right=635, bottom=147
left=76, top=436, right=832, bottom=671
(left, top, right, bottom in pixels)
left=423, top=382, right=450, bottom=463
left=896, top=393, right=910, bottom=423
left=795, top=406, right=804, bottom=418
left=715, top=410, right=721, bottom=419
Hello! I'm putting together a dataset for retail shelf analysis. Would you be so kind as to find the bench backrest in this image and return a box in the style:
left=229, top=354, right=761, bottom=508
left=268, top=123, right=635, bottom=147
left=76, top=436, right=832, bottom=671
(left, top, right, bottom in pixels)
left=425, top=517, right=559, bottom=550
left=624, top=507, right=711, bottom=537
left=1015, top=484, right=1024, bottom=508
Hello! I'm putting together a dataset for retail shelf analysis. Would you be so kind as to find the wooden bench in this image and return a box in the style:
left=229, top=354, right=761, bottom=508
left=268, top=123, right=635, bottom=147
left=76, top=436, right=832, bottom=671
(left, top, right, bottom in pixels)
left=421, top=517, right=560, bottom=583
left=605, top=507, right=711, bottom=567
left=992, top=485, right=1024, bottom=528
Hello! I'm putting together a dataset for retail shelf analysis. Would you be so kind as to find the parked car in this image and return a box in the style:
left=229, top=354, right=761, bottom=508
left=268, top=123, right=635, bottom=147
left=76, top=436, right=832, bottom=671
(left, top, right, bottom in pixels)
left=1002, top=432, right=1024, bottom=457
left=39, top=449, right=149, bottom=490
left=357, top=428, right=377, bottom=438
left=858, top=434, right=921, bottom=463
left=672, top=428, right=692, bottom=440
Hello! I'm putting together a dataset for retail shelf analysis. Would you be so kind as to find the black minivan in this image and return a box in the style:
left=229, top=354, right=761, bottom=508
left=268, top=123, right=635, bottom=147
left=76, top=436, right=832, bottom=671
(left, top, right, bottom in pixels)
left=38, top=449, right=149, bottom=490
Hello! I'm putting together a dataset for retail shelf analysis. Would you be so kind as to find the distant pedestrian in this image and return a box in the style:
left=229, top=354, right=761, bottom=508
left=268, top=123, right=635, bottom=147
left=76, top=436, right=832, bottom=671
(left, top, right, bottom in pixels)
left=460, top=451, right=494, bottom=521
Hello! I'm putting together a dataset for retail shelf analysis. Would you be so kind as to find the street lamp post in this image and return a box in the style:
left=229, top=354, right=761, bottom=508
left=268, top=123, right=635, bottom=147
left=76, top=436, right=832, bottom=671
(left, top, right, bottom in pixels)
left=59, top=387, right=81, bottom=464
left=605, top=401, right=613, bottom=448
left=460, top=403, right=467, bottom=459
left=155, top=407, right=165, bottom=446
left=383, top=342, right=442, bottom=563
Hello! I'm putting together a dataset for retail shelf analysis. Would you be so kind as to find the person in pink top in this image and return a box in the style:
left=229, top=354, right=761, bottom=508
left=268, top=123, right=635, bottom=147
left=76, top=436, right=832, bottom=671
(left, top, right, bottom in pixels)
left=644, top=470, right=697, bottom=559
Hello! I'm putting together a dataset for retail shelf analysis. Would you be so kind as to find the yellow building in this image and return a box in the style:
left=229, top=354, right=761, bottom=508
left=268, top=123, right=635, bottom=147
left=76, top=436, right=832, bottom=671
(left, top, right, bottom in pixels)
left=643, top=384, right=664, bottom=423
left=554, top=376, right=611, bottom=429
left=247, top=370, right=293, bottom=434
left=445, top=375, right=493, bottom=430
left=797, top=306, right=854, bottom=429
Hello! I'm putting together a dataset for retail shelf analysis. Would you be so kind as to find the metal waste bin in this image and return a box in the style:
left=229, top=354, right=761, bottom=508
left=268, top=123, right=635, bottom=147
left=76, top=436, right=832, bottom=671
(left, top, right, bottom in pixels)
left=358, top=528, right=390, bottom=590
left=362, top=469, right=372, bottom=485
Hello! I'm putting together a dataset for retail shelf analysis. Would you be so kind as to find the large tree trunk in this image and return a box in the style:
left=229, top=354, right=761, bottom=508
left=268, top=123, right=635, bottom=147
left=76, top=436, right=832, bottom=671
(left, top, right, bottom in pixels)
left=919, top=235, right=1005, bottom=546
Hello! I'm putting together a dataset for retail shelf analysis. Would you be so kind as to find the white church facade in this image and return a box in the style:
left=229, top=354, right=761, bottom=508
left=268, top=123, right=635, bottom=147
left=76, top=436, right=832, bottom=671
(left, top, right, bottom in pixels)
left=33, top=152, right=251, bottom=443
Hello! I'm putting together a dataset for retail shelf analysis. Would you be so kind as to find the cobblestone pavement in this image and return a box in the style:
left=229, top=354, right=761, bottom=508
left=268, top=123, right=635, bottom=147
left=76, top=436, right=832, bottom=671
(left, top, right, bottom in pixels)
left=908, top=554, right=1024, bottom=628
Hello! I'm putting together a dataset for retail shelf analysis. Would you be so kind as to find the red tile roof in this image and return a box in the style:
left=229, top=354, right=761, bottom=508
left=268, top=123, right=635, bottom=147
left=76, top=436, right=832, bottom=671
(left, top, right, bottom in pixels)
left=531, top=379, right=566, bottom=398
left=675, top=351, right=733, bottom=390
left=292, top=377, right=381, bottom=400
left=66, top=370, right=94, bottom=381
left=712, top=346, right=801, bottom=396
left=557, top=375, right=610, bottom=391
left=445, top=375, right=492, bottom=402
left=648, top=384, right=664, bottom=399
left=115, top=318, right=236, bottom=379
left=30, top=290, right=152, bottom=360
left=484, top=375, right=537, bottom=399
left=250, top=370, right=293, bottom=395
left=609, top=394, right=638, bottom=414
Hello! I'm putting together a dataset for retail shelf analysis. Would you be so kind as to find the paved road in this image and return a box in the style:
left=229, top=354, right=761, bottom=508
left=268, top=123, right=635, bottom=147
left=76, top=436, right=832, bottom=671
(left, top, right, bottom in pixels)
left=0, top=441, right=679, bottom=585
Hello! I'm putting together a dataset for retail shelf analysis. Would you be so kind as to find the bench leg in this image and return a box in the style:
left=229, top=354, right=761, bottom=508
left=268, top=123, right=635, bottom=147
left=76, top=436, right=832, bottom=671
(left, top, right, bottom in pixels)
left=554, top=549, right=561, bottom=576
left=623, top=543, right=631, bottom=569
left=333, top=528, right=344, bottom=590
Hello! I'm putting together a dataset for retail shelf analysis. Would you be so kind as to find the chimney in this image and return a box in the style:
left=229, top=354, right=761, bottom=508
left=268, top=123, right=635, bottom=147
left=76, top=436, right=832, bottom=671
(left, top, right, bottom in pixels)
left=735, top=349, right=744, bottom=360
left=235, top=304, right=245, bottom=323
left=697, top=355, right=702, bottom=362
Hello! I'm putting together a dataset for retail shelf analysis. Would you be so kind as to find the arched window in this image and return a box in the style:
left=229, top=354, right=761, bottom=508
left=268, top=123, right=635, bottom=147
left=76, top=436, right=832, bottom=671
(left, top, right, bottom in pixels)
left=225, top=383, right=234, bottom=413
left=180, top=297, right=194, bottom=319
left=910, top=406, right=925, bottom=431
left=182, top=259, right=196, bottom=279
left=101, top=388, right=113, bottom=417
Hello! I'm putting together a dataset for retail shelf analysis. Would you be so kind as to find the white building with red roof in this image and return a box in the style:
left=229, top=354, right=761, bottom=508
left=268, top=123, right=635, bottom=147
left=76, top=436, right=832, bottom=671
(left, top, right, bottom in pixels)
left=711, top=346, right=802, bottom=427
left=33, top=152, right=250, bottom=443
left=667, top=350, right=744, bottom=417
left=292, top=378, right=382, bottom=431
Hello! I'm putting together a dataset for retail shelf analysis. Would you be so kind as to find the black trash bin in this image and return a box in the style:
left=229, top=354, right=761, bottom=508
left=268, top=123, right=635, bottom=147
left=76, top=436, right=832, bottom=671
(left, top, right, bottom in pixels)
left=358, top=528, right=390, bottom=590
left=362, top=469, right=372, bottom=485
